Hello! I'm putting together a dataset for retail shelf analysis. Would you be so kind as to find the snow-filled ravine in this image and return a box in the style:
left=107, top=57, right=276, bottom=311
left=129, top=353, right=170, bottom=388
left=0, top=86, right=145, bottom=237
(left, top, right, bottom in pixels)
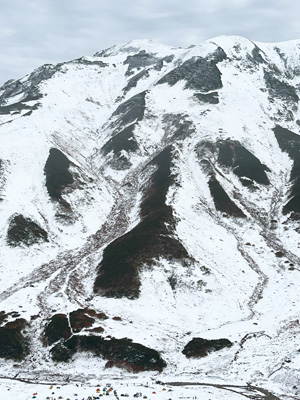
left=1, top=35, right=300, bottom=400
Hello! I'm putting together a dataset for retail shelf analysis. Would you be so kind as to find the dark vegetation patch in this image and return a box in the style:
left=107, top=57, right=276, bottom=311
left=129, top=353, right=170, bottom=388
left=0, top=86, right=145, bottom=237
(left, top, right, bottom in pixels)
left=157, top=47, right=226, bottom=92
left=44, top=314, right=72, bottom=346
left=44, top=148, right=74, bottom=200
left=273, top=125, right=300, bottom=214
left=50, top=340, right=76, bottom=363
left=103, top=92, right=147, bottom=169
left=217, top=139, right=270, bottom=185
left=182, top=337, right=233, bottom=358
left=70, top=309, right=95, bottom=333
left=51, top=335, right=166, bottom=372
left=94, top=146, right=189, bottom=299
left=264, top=69, right=299, bottom=103
left=102, top=124, right=138, bottom=156
left=102, top=123, right=139, bottom=171
left=208, top=176, right=246, bottom=218
left=6, top=214, right=48, bottom=247
left=240, top=178, right=254, bottom=187
left=194, top=92, right=219, bottom=104
left=111, top=91, right=146, bottom=128
left=0, top=319, right=29, bottom=360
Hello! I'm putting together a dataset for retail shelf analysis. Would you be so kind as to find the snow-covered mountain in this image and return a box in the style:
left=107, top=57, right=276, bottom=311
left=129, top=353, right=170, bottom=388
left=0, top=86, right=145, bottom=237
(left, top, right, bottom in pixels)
left=1, top=35, right=300, bottom=399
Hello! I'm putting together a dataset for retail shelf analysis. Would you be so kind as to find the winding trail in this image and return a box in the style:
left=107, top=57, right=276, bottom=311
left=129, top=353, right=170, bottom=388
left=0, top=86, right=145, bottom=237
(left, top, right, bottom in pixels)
left=161, top=381, right=281, bottom=400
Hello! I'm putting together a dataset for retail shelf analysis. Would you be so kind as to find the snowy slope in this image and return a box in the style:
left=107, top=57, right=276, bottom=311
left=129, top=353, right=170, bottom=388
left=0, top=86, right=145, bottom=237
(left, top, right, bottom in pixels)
left=1, top=36, right=300, bottom=399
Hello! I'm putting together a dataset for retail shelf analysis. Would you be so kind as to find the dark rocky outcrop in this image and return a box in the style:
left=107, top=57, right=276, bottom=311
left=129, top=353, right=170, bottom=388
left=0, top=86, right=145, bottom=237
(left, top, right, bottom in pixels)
left=123, top=51, right=174, bottom=76
left=0, top=102, right=40, bottom=116
left=102, top=127, right=138, bottom=170
left=217, top=140, right=270, bottom=185
left=208, top=176, right=246, bottom=218
left=6, top=214, right=48, bottom=247
left=103, top=92, right=147, bottom=170
left=122, top=52, right=174, bottom=94
left=249, top=45, right=266, bottom=65
left=157, top=48, right=226, bottom=92
left=0, top=319, right=29, bottom=360
left=124, top=51, right=158, bottom=76
left=87, top=326, right=104, bottom=333
left=50, top=340, right=77, bottom=363
left=70, top=58, right=108, bottom=68
left=194, top=92, right=219, bottom=104
left=273, top=125, right=300, bottom=214
left=162, top=114, right=196, bottom=141
left=51, top=335, right=166, bottom=372
left=111, top=91, right=146, bottom=129
left=0, top=311, right=21, bottom=326
left=44, top=314, right=72, bottom=346
left=70, top=309, right=95, bottom=333
left=264, top=69, right=299, bottom=103
left=94, top=146, right=189, bottom=299
left=102, top=124, right=138, bottom=158
left=123, top=70, right=150, bottom=94
left=0, top=64, right=58, bottom=115
left=44, top=148, right=73, bottom=200
left=182, top=337, right=233, bottom=358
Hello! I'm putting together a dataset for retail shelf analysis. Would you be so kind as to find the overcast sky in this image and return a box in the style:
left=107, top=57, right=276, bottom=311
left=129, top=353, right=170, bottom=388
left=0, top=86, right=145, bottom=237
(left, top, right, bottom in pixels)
left=1, top=0, right=299, bottom=85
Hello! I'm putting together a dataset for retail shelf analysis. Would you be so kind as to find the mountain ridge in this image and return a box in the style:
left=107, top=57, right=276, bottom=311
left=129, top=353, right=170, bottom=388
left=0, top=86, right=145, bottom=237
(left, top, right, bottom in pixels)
left=0, top=35, right=300, bottom=399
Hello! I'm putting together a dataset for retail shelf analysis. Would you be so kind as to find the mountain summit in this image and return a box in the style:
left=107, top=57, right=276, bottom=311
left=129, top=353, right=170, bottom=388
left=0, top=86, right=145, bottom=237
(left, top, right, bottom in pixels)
left=1, top=36, right=300, bottom=399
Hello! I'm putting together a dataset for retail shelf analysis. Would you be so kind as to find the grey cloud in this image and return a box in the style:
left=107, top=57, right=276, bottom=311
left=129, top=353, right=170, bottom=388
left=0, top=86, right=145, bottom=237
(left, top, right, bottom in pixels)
left=0, top=0, right=300, bottom=84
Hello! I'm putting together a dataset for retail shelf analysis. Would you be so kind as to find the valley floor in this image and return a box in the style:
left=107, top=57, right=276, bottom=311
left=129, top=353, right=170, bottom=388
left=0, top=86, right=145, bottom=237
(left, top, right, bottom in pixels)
left=0, top=377, right=284, bottom=400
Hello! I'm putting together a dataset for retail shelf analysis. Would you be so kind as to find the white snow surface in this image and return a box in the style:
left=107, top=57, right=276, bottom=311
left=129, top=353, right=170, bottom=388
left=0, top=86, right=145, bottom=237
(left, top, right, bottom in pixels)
left=1, top=35, right=300, bottom=399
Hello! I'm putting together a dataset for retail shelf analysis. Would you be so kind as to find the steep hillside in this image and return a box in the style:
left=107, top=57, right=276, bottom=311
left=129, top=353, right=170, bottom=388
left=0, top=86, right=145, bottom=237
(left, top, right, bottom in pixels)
left=1, top=35, right=300, bottom=399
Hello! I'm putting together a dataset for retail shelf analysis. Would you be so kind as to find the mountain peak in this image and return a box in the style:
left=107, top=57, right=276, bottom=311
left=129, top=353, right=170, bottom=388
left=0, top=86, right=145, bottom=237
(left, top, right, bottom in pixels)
left=0, top=36, right=300, bottom=399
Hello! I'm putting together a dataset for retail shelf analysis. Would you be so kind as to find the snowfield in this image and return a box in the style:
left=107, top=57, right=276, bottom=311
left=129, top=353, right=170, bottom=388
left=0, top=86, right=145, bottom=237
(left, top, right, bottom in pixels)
left=1, top=35, right=300, bottom=399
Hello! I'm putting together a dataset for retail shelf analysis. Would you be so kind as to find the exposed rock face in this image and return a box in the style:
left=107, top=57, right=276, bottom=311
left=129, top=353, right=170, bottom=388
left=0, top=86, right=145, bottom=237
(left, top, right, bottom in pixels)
left=2, top=36, right=300, bottom=398
left=0, top=64, right=57, bottom=106
left=6, top=214, right=48, bottom=247
left=51, top=335, right=166, bottom=372
left=124, top=51, right=159, bottom=76
left=122, top=51, right=174, bottom=93
left=194, top=92, right=219, bottom=104
left=157, top=48, right=226, bottom=91
left=264, top=69, right=299, bottom=103
left=44, top=148, right=73, bottom=200
left=182, top=337, right=233, bottom=358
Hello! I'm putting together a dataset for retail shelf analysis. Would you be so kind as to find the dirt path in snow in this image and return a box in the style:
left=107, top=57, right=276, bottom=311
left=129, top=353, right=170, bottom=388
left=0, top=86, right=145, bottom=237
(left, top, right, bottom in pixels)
left=162, top=381, right=281, bottom=400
